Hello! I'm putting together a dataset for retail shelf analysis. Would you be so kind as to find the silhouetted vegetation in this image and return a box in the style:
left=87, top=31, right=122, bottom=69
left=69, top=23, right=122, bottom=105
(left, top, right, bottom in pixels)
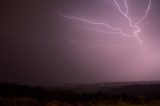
left=1, top=81, right=160, bottom=105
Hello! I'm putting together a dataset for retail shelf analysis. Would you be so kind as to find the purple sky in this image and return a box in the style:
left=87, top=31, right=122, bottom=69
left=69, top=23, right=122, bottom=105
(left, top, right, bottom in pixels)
left=1, top=0, right=160, bottom=86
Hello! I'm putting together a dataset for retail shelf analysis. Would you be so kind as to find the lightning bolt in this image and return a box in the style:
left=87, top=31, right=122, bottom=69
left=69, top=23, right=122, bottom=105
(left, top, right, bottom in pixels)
left=113, top=0, right=151, bottom=44
left=61, top=0, right=151, bottom=45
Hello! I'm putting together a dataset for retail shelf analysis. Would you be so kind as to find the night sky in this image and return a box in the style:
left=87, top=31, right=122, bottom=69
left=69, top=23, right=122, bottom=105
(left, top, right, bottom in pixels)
left=1, top=0, right=160, bottom=86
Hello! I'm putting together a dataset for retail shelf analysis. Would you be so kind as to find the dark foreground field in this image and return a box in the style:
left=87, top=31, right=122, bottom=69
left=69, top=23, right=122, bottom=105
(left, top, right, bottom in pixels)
left=1, top=81, right=160, bottom=106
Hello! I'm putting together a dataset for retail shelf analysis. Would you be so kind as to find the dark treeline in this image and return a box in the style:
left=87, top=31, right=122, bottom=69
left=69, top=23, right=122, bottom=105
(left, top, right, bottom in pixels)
left=0, top=82, right=109, bottom=103
left=0, top=82, right=160, bottom=105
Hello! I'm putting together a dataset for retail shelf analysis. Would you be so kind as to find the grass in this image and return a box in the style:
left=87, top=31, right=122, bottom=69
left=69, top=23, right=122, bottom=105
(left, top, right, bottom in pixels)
left=1, top=97, right=160, bottom=106
left=44, top=99, right=160, bottom=106
left=0, top=97, right=40, bottom=106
